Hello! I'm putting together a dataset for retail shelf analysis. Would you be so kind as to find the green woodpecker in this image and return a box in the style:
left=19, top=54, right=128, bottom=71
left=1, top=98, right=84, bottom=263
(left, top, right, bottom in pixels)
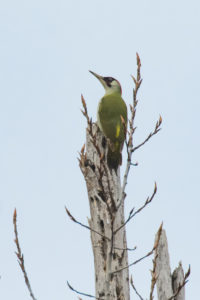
left=89, top=71, right=127, bottom=171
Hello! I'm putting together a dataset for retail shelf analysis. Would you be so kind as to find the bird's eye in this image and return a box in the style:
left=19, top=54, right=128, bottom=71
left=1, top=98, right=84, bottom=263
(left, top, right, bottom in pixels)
left=103, top=77, right=115, bottom=87
left=103, top=77, right=114, bottom=86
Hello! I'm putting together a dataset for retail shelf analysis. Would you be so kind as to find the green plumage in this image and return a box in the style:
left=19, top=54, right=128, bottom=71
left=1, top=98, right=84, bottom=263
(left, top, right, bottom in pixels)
left=89, top=70, right=127, bottom=170
left=97, top=92, right=127, bottom=170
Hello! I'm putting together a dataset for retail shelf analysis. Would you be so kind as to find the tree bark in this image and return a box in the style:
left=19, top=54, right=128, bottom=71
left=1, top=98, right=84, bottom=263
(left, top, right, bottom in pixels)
left=155, top=230, right=186, bottom=300
left=80, top=124, right=130, bottom=300
left=172, top=263, right=185, bottom=300
left=155, top=229, right=173, bottom=300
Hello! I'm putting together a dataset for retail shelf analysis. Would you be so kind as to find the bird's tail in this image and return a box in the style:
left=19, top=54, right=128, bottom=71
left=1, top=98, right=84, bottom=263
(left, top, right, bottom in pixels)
left=107, top=143, right=122, bottom=172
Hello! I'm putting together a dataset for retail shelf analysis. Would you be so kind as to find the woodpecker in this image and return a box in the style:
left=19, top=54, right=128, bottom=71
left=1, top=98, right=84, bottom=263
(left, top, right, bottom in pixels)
left=89, top=71, right=127, bottom=171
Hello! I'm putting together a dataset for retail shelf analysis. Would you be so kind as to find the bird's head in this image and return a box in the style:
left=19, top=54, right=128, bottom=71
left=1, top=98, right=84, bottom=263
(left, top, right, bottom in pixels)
left=89, top=71, right=122, bottom=95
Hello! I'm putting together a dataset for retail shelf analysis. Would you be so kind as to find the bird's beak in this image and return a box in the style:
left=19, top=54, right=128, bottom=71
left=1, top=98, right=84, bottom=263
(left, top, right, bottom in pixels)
left=89, top=70, right=106, bottom=89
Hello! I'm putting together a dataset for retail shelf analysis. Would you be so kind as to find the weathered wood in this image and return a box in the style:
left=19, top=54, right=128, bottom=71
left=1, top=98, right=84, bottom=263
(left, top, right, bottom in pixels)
left=172, top=263, right=185, bottom=300
left=155, top=230, right=188, bottom=300
left=155, top=229, right=173, bottom=300
left=80, top=124, right=130, bottom=300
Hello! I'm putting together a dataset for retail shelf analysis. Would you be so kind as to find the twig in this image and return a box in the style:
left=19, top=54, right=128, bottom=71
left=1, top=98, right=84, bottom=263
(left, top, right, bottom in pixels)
left=131, top=116, right=162, bottom=154
left=81, top=95, right=116, bottom=214
left=130, top=275, right=144, bottom=300
left=81, top=96, right=117, bottom=257
left=114, top=182, right=157, bottom=235
left=65, top=206, right=110, bottom=241
left=168, top=265, right=190, bottom=300
left=114, top=246, right=137, bottom=251
left=112, top=223, right=163, bottom=274
left=67, top=281, right=103, bottom=299
left=149, top=224, right=167, bottom=300
left=112, top=247, right=154, bottom=274
left=118, top=53, right=142, bottom=210
left=118, top=54, right=162, bottom=212
left=93, top=244, right=136, bottom=252
left=81, top=94, right=93, bottom=131
left=13, top=209, right=37, bottom=300
left=149, top=255, right=158, bottom=300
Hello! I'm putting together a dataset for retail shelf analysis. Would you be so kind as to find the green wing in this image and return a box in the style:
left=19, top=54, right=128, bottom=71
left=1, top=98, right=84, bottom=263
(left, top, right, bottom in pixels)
left=98, top=93, right=127, bottom=151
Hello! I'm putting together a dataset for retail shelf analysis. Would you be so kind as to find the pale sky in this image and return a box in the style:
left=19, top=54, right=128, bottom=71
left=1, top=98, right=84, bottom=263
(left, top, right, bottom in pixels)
left=0, top=0, right=199, bottom=299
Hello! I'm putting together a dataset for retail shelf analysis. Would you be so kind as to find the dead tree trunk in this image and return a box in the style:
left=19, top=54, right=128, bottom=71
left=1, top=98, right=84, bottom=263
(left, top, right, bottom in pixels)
left=80, top=124, right=130, bottom=300
left=155, top=229, right=190, bottom=300
left=77, top=55, right=189, bottom=300
left=12, top=54, right=190, bottom=300
left=172, top=263, right=186, bottom=300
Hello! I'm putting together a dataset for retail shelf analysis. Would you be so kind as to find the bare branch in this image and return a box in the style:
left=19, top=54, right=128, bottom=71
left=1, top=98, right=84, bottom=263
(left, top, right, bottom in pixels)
left=118, top=54, right=142, bottom=210
left=81, top=94, right=93, bottom=129
left=81, top=97, right=118, bottom=259
left=130, top=275, right=144, bottom=300
left=112, top=247, right=154, bottom=274
left=81, top=96, right=116, bottom=214
left=148, top=223, right=164, bottom=300
left=67, top=281, right=103, bottom=299
left=65, top=206, right=110, bottom=241
left=149, top=255, right=158, bottom=300
left=153, top=222, right=163, bottom=249
left=168, top=265, right=190, bottom=300
left=118, top=54, right=161, bottom=213
left=131, top=115, right=162, bottom=154
left=112, top=223, right=162, bottom=274
left=93, top=243, right=136, bottom=252
left=114, top=246, right=137, bottom=252
left=116, top=53, right=143, bottom=212
left=13, top=209, right=37, bottom=300
left=115, top=182, right=157, bottom=235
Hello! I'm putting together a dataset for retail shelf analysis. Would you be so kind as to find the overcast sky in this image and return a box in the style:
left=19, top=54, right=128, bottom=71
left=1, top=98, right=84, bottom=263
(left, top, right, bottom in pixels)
left=0, top=0, right=199, bottom=299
